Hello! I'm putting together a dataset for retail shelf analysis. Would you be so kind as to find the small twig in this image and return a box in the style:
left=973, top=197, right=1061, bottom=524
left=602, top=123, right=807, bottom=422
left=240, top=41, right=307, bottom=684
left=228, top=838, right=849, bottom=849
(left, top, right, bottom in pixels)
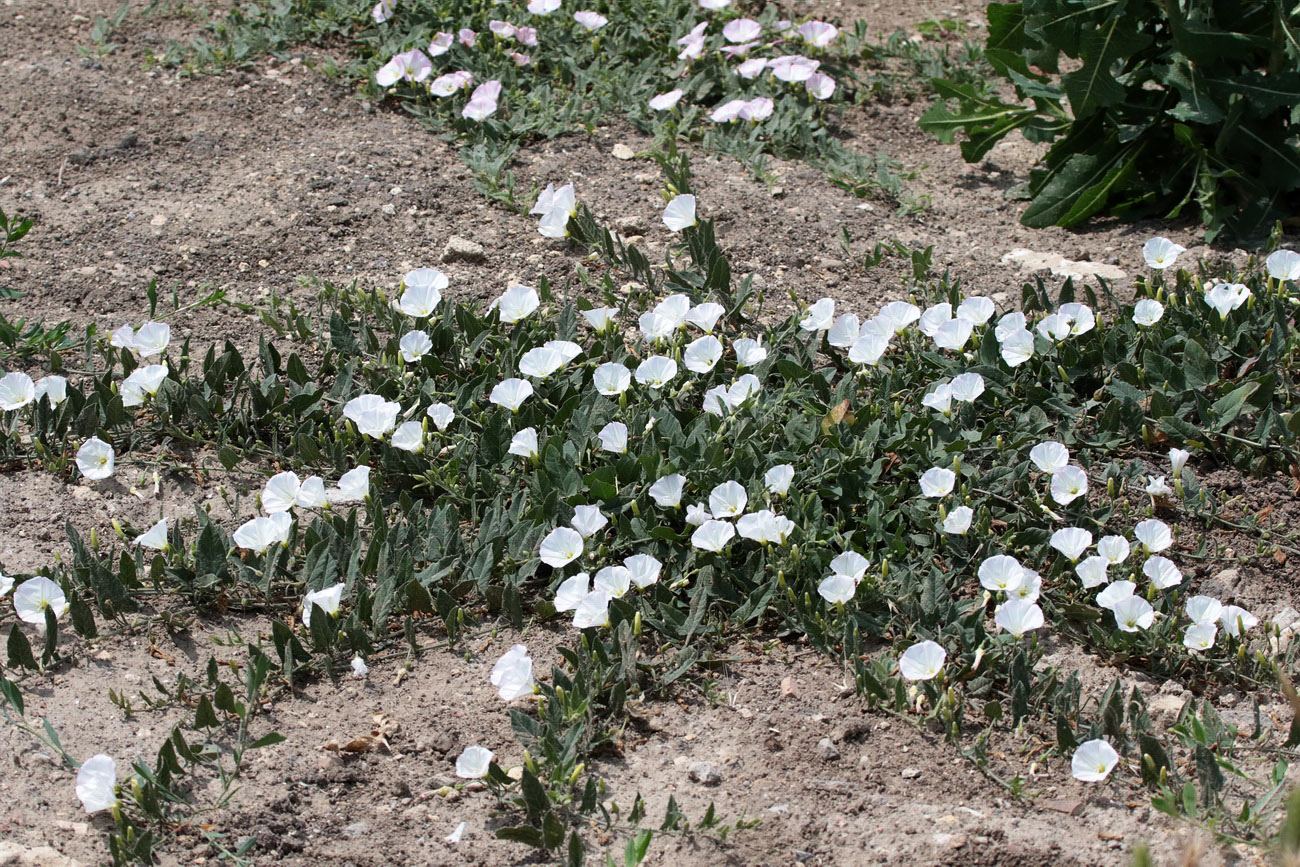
left=56, top=157, right=68, bottom=188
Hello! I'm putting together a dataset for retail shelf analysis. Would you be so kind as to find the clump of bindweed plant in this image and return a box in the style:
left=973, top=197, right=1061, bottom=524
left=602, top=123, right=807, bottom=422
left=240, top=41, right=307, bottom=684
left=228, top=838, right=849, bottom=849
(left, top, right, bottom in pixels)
left=2, top=149, right=1300, bottom=861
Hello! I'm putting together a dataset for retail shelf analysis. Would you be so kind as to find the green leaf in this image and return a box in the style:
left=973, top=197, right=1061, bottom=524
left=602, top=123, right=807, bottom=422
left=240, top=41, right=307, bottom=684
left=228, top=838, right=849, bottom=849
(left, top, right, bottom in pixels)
left=1210, top=382, right=1259, bottom=429
left=247, top=731, right=287, bottom=750
left=1182, top=339, right=1217, bottom=390
left=0, top=673, right=24, bottom=714
left=1060, top=18, right=1150, bottom=118
left=7, top=625, right=37, bottom=671
left=496, top=826, right=545, bottom=848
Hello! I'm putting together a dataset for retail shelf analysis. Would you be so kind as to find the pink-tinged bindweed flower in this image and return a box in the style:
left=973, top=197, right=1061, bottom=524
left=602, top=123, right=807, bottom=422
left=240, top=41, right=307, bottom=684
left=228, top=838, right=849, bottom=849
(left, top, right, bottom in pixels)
left=510, top=52, right=532, bottom=67
left=76, top=755, right=119, bottom=813
left=528, top=0, right=561, bottom=14
left=1072, top=739, right=1119, bottom=781
left=736, top=57, right=767, bottom=78
left=740, top=97, right=773, bottom=121
left=710, top=99, right=747, bottom=123
left=375, top=49, right=433, bottom=87
left=573, top=10, right=608, bottom=30
left=719, top=41, right=758, bottom=57
left=371, top=0, right=395, bottom=24
left=798, top=20, right=838, bottom=47
left=459, top=28, right=477, bottom=47
left=649, top=89, right=684, bottom=110
left=14, top=576, right=69, bottom=624
left=489, top=19, right=516, bottom=39
left=516, top=25, right=539, bottom=45
left=722, top=18, right=760, bottom=42
left=463, top=80, right=502, bottom=121
left=1142, top=237, right=1185, bottom=270
left=491, top=645, right=535, bottom=701
left=455, top=746, right=494, bottom=779
left=899, top=640, right=945, bottom=681
left=76, top=437, right=115, bottom=480
left=301, top=583, right=345, bottom=628
left=768, top=54, right=819, bottom=82
left=805, top=72, right=835, bottom=100
left=430, top=71, right=474, bottom=97
left=429, top=31, right=453, bottom=55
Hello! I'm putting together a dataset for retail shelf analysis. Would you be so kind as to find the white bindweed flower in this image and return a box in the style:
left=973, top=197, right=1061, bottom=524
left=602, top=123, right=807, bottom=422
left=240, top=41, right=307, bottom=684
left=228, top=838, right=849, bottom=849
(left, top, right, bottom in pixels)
left=1142, top=237, right=1186, bottom=270
left=400, top=330, right=433, bottom=362
left=1134, top=519, right=1172, bottom=553
left=684, top=303, right=724, bottom=334
left=684, top=336, right=724, bottom=373
left=625, top=554, right=662, bottom=588
left=943, top=505, right=973, bottom=535
left=1185, top=595, right=1222, bottom=624
left=597, top=421, right=628, bottom=454
left=1049, top=465, right=1088, bottom=505
left=733, top=337, right=767, bottom=368
left=594, top=565, right=631, bottom=598
left=736, top=510, right=793, bottom=544
left=76, top=437, right=115, bottom=480
left=1143, top=555, right=1183, bottom=589
left=519, top=346, right=567, bottom=380
left=539, top=527, right=583, bottom=567
left=34, top=375, right=68, bottom=407
left=490, top=378, right=534, bottom=412
left=1219, top=605, right=1258, bottom=637
left=554, top=572, right=590, bottom=612
left=14, top=577, right=69, bottom=624
left=1050, top=527, right=1093, bottom=562
left=330, top=466, right=371, bottom=504
left=829, top=551, right=869, bottom=582
left=494, top=285, right=540, bottom=324
left=301, top=583, right=345, bottom=627
left=933, top=317, right=975, bottom=351
left=1203, top=282, right=1250, bottom=319
left=344, top=394, right=400, bottom=437
left=649, top=473, right=686, bottom=508
left=765, top=464, right=794, bottom=496
left=877, top=301, right=922, bottom=333
left=919, top=467, right=956, bottom=498
left=995, top=599, right=1044, bottom=636
left=956, top=296, right=995, bottom=325
left=1266, top=249, right=1300, bottom=281
left=1132, top=298, right=1164, bottom=327
left=1096, top=580, right=1135, bottom=610
left=528, top=0, right=561, bottom=13
left=592, top=362, right=632, bottom=396
left=998, top=328, right=1035, bottom=367
left=1112, top=595, right=1154, bottom=632
left=573, top=589, right=611, bottom=628
left=827, top=313, right=860, bottom=348
left=1036, top=313, right=1073, bottom=342
left=455, top=745, right=494, bottom=779
left=263, top=471, right=303, bottom=513
left=375, top=48, right=433, bottom=86
left=1010, top=569, right=1042, bottom=603
left=848, top=332, right=890, bottom=366
left=662, top=194, right=697, bottom=232
left=1, top=571, right=15, bottom=597
left=0, top=372, right=35, bottom=411
left=949, top=372, right=985, bottom=403
left=919, top=304, right=953, bottom=338
left=1096, top=535, right=1130, bottom=565
left=899, top=640, right=945, bottom=681
left=708, top=481, right=748, bottom=519
left=571, top=505, right=608, bottom=539
left=649, top=89, right=684, bottom=111
left=509, top=427, right=538, bottom=460
left=818, top=573, right=857, bottom=604
left=135, top=519, right=169, bottom=551
left=427, top=402, right=455, bottom=430
left=922, top=384, right=954, bottom=416
left=798, top=20, right=837, bottom=47
left=1059, top=302, right=1097, bottom=336
left=639, top=311, right=674, bottom=343
left=1075, top=555, right=1110, bottom=589
left=1184, top=622, right=1217, bottom=651
left=396, top=269, right=447, bottom=317
left=391, top=421, right=425, bottom=453
left=351, top=656, right=368, bottom=678
left=800, top=298, right=836, bottom=332
left=75, top=755, right=119, bottom=813
left=686, top=502, right=710, bottom=526
left=635, top=355, right=678, bottom=389
left=491, top=645, right=535, bottom=701
left=1145, top=475, right=1173, bottom=497
left=296, top=477, right=327, bottom=509
left=722, top=17, right=760, bottom=42
left=1169, top=448, right=1189, bottom=476
left=768, top=54, right=820, bottom=82
left=691, top=519, right=735, bottom=552
left=978, top=555, right=1025, bottom=593
left=1072, top=739, right=1119, bottom=782
left=110, top=321, right=170, bottom=358
left=582, top=307, right=618, bottom=331
left=121, top=364, right=168, bottom=408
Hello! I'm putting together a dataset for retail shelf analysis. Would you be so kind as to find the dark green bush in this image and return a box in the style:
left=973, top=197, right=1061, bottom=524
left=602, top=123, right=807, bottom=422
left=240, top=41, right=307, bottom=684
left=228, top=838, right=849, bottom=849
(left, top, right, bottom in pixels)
left=920, top=0, right=1300, bottom=243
